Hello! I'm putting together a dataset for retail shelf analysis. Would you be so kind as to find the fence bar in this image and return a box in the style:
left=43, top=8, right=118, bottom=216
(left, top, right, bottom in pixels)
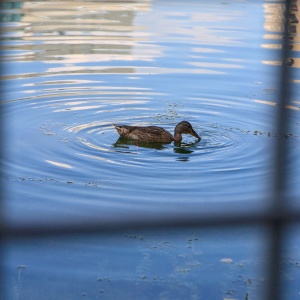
left=1, top=204, right=300, bottom=240
left=266, top=0, right=293, bottom=300
left=0, top=34, right=5, bottom=299
left=0, top=77, right=4, bottom=300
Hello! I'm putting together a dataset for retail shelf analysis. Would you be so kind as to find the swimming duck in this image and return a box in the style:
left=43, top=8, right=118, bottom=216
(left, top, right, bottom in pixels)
left=113, top=121, right=200, bottom=143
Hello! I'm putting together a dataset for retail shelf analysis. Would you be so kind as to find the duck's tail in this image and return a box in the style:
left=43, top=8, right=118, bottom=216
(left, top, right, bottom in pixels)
left=112, top=124, right=130, bottom=136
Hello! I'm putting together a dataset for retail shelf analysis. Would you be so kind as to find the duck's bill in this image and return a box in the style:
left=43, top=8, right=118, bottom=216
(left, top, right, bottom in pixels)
left=191, top=130, right=201, bottom=140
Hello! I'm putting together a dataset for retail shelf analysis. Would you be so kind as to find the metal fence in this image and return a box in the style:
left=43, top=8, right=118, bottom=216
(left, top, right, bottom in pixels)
left=1, top=1, right=300, bottom=300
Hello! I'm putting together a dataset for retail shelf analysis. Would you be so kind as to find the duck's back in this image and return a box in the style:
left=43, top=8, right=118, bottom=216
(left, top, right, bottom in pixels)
left=114, top=125, right=174, bottom=143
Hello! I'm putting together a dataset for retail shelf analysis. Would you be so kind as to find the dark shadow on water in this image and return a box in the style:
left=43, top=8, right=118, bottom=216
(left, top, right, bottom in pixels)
left=113, top=137, right=169, bottom=150
left=174, top=139, right=201, bottom=161
left=113, top=137, right=201, bottom=162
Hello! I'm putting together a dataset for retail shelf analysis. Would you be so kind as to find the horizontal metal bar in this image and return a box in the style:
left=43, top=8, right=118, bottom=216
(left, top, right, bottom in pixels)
left=2, top=203, right=300, bottom=240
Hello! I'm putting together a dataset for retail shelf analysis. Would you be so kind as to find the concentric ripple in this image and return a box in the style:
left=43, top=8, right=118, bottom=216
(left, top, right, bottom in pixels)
left=61, top=97, right=267, bottom=175
left=2, top=81, right=278, bottom=223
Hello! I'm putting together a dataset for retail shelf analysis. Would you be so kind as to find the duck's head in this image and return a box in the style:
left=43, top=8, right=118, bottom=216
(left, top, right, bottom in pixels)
left=174, top=121, right=200, bottom=142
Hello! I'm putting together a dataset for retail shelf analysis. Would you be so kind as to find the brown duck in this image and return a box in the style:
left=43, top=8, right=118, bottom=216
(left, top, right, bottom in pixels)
left=113, top=121, right=200, bottom=143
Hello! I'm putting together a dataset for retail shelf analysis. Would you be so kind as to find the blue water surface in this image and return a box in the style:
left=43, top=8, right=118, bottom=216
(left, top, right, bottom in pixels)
left=1, top=1, right=300, bottom=299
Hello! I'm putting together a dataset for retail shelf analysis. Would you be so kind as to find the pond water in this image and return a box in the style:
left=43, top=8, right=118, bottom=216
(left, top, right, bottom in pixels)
left=1, top=0, right=300, bottom=299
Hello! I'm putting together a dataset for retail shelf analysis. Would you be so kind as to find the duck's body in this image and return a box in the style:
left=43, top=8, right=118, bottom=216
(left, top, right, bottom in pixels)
left=113, top=121, right=200, bottom=143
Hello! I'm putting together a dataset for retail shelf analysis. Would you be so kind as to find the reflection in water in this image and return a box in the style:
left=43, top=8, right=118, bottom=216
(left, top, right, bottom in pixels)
left=1, top=1, right=152, bottom=66
left=113, top=137, right=200, bottom=163
left=174, top=141, right=198, bottom=153
left=45, top=160, right=73, bottom=169
left=113, top=136, right=200, bottom=153
left=113, top=136, right=167, bottom=150
left=174, top=140, right=201, bottom=162
left=1, top=0, right=254, bottom=77
left=263, top=2, right=300, bottom=67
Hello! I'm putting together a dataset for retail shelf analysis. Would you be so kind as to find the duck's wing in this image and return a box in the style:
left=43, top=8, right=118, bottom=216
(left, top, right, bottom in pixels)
left=143, top=126, right=174, bottom=142
left=146, top=126, right=166, bottom=134
left=114, top=125, right=158, bottom=136
left=113, top=124, right=173, bottom=142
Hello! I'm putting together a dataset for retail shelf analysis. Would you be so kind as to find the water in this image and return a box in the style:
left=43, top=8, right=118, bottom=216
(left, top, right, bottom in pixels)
left=1, top=1, right=300, bottom=299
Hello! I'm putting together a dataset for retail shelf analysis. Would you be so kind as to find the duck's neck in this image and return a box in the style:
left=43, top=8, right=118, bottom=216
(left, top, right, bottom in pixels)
left=174, top=132, right=182, bottom=142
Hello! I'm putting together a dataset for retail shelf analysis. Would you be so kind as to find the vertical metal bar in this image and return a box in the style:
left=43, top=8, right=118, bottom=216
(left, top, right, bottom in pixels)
left=266, top=0, right=292, bottom=299
left=0, top=60, right=4, bottom=300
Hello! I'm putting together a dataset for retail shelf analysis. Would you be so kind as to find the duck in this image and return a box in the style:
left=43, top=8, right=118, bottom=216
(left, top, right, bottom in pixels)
left=113, top=121, right=200, bottom=143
